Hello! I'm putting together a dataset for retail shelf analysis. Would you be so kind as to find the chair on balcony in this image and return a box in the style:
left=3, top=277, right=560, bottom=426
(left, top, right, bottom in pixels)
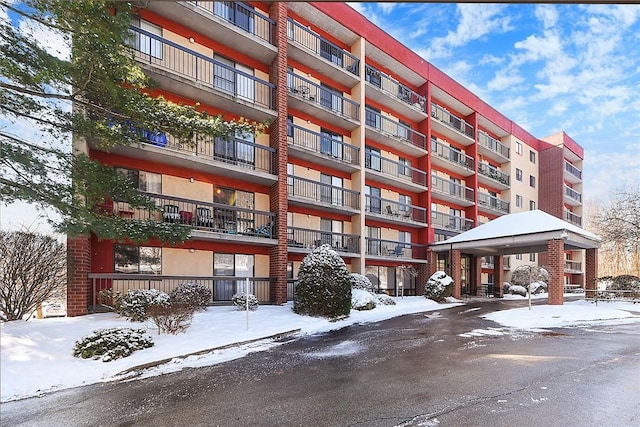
left=250, top=222, right=273, bottom=238
left=163, top=204, right=181, bottom=223
left=386, top=205, right=399, bottom=216
left=387, top=244, right=404, bottom=257
left=196, top=207, right=214, bottom=228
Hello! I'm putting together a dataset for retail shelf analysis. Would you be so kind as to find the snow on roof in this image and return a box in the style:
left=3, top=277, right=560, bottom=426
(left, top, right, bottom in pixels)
left=432, top=210, right=600, bottom=246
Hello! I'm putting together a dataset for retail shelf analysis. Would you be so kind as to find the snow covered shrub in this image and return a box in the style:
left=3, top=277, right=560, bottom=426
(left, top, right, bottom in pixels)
left=294, top=244, right=352, bottom=318
left=350, top=273, right=375, bottom=292
left=607, top=275, right=640, bottom=291
left=529, top=281, right=548, bottom=294
left=115, top=289, right=170, bottom=322
left=351, top=288, right=377, bottom=311
left=375, top=293, right=396, bottom=305
left=146, top=303, right=194, bottom=335
left=169, top=282, right=212, bottom=311
left=423, top=271, right=454, bottom=302
left=72, top=328, right=153, bottom=362
left=502, top=282, right=511, bottom=293
left=232, top=292, right=259, bottom=311
left=508, top=285, right=527, bottom=297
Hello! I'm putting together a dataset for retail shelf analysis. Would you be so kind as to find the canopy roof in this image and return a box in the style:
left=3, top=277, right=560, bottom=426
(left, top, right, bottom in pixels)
left=430, top=210, right=601, bottom=256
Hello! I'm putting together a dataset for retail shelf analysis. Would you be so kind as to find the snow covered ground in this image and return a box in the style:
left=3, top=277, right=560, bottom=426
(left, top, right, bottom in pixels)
left=2, top=296, right=639, bottom=403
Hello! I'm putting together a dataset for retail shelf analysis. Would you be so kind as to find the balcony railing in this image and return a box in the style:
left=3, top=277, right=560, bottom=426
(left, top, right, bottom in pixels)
left=364, top=64, right=426, bottom=113
left=287, top=227, right=360, bottom=253
left=287, top=18, right=360, bottom=76
left=430, top=102, right=474, bottom=138
left=365, top=238, right=426, bottom=259
left=565, top=161, right=582, bottom=180
left=431, top=211, right=474, bottom=232
left=481, top=256, right=494, bottom=269
left=564, top=260, right=582, bottom=272
left=365, top=196, right=427, bottom=224
left=564, top=209, right=582, bottom=226
left=190, top=1, right=275, bottom=44
left=365, top=150, right=428, bottom=187
left=287, top=72, right=359, bottom=121
left=564, top=185, right=582, bottom=203
left=431, top=138, right=474, bottom=171
left=365, top=107, right=427, bottom=149
left=287, top=123, right=359, bottom=166
left=477, top=162, right=510, bottom=186
left=111, top=192, right=276, bottom=237
left=478, top=192, right=510, bottom=214
left=130, top=26, right=274, bottom=110
left=477, top=130, right=510, bottom=159
left=288, top=175, right=360, bottom=210
left=430, top=174, right=474, bottom=203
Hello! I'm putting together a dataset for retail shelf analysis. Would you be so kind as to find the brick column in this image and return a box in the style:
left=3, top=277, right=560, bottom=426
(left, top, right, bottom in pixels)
left=493, top=254, right=504, bottom=298
left=416, top=262, right=429, bottom=296
left=451, top=249, right=461, bottom=299
left=547, top=239, right=565, bottom=305
left=585, top=248, right=598, bottom=299
left=66, top=235, right=91, bottom=316
left=472, top=256, right=482, bottom=296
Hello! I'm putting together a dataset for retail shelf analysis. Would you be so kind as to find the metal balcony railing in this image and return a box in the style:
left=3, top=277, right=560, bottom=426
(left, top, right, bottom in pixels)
left=430, top=102, right=474, bottom=138
left=431, top=138, right=474, bottom=171
left=287, top=175, right=360, bottom=209
left=287, top=226, right=360, bottom=253
left=564, top=185, right=582, bottom=203
left=130, top=26, right=274, bottom=110
left=564, top=260, right=582, bottom=272
left=430, top=174, right=474, bottom=203
left=365, top=195, right=427, bottom=224
left=477, top=130, right=510, bottom=159
left=477, top=162, right=510, bottom=186
left=431, top=211, right=474, bottom=232
left=478, top=192, right=510, bottom=214
left=287, top=123, right=359, bottom=166
left=190, top=1, right=275, bottom=44
left=365, top=238, right=426, bottom=259
left=111, top=191, right=276, bottom=237
left=564, top=209, right=582, bottom=226
left=287, top=18, right=360, bottom=76
left=564, top=161, right=582, bottom=180
left=365, top=150, right=427, bottom=187
left=287, top=72, right=359, bottom=121
left=365, top=107, right=427, bottom=149
left=364, top=64, right=426, bottom=113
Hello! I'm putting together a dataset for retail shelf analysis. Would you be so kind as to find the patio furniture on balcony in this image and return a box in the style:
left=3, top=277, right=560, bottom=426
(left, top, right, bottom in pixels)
left=163, top=204, right=181, bottom=223
left=196, top=207, right=214, bottom=228
left=179, top=210, right=193, bottom=224
left=387, top=244, right=404, bottom=257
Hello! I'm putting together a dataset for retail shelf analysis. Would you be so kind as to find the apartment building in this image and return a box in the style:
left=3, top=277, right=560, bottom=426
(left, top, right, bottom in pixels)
left=66, top=2, right=586, bottom=316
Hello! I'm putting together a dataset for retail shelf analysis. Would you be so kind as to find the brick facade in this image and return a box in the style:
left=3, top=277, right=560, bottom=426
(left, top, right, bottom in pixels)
left=66, top=235, right=91, bottom=316
left=493, top=255, right=504, bottom=298
left=547, top=239, right=565, bottom=305
left=585, top=248, right=598, bottom=299
left=451, top=249, right=461, bottom=299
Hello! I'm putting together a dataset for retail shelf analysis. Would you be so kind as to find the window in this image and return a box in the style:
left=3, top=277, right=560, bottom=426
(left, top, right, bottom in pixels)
left=365, top=105, right=381, bottom=129
left=287, top=262, right=294, bottom=280
left=449, top=208, right=462, bottom=229
left=366, top=226, right=381, bottom=255
left=320, top=83, right=342, bottom=114
left=114, top=245, right=161, bottom=274
left=287, top=115, right=294, bottom=138
left=516, top=195, right=523, bottom=208
left=529, top=253, right=536, bottom=262
left=516, top=254, right=523, bottom=260
left=399, top=194, right=412, bottom=215
left=529, top=150, right=536, bottom=164
left=365, top=67, right=382, bottom=88
left=365, top=185, right=381, bottom=214
left=431, top=203, right=438, bottom=219
left=214, top=253, right=255, bottom=300
left=516, top=168, right=523, bottom=182
left=365, top=146, right=381, bottom=171
left=320, top=39, right=343, bottom=67
left=287, top=163, right=294, bottom=193
left=515, top=141, right=523, bottom=155
left=398, top=157, right=411, bottom=177
left=115, top=168, right=161, bottom=194
left=131, top=18, right=162, bottom=59
left=214, top=129, right=255, bottom=167
left=530, top=200, right=536, bottom=210
left=320, top=128, right=343, bottom=158
left=398, top=119, right=411, bottom=141
left=320, top=174, right=343, bottom=205
left=530, top=175, right=536, bottom=188
left=214, top=2, right=255, bottom=33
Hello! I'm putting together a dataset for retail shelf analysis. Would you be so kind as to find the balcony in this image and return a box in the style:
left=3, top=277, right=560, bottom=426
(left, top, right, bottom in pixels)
left=145, top=1, right=277, bottom=63
left=364, top=64, right=427, bottom=122
left=365, top=150, right=428, bottom=193
left=477, top=192, right=510, bottom=215
left=287, top=227, right=360, bottom=256
left=111, top=192, right=276, bottom=244
left=130, top=26, right=276, bottom=122
left=287, top=175, right=360, bottom=214
left=564, top=260, right=583, bottom=273
left=564, top=161, right=582, bottom=184
left=365, top=196, right=428, bottom=228
left=365, top=238, right=427, bottom=262
left=477, top=162, right=510, bottom=190
left=431, top=211, right=474, bottom=233
left=430, top=138, right=474, bottom=177
left=430, top=174, right=475, bottom=206
left=430, top=102, right=475, bottom=146
left=564, top=209, right=582, bottom=227
left=287, top=72, right=360, bottom=131
left=287, top=18, right=360, bottom=88
left=481, top=256, right=494, bottom=269
left=287, top=123, right=359, bottom=173
left=364, top=108, right=427, bottom=156
left=477, top=130, right=510, bottom=162
left=564, top=185, right=582, bottom=206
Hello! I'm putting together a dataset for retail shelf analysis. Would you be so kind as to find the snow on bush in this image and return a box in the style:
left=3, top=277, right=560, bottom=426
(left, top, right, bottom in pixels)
left=529, top=281, right=548, bottom=294
left=508, top=285, right=527, bottom=297
left=350, top=273, right=375, bottom=292
left=115, top=289, right=170, bottom=322
left=72, top=328, right=154, bottom=362
left=351, top=288, right=377, bottom=311
left=424, top=271, right=454, bottom=302
left=294, top=244, right=351, bottom=319
left=169, top=282, right=212, bottom=311
left=146, top=303, right=194, bottom=335
left=231, top=292, right=259, bottom=311
left=375, top=293, right=396, bottom=305
left=502, top=282, right=511, bottom=293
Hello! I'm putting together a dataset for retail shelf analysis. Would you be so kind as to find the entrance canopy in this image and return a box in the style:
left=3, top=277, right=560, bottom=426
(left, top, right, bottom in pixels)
left=430, top=210, right=601, bottom=255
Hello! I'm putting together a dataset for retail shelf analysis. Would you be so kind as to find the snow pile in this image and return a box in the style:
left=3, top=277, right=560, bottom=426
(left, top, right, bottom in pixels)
left=351, top=289, right=377, bottom=310
left=424, top=271, right=454, bottom=301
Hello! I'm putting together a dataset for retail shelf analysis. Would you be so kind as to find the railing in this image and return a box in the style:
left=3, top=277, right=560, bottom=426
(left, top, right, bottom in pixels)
left=365, top=107, right=427, bottom=149
left=287, top=227, right=360, bottom=253
left=287, top=18, right=360, bottom=76
left=564, top=185, right=582, bottom=203
left=288, top=123, right=359, bottom=166
left=430, top=102, right=474, bottom=138
left=430, top=174, right=474, bottom=203
left=191, top=1, right=275, bottom=44
left=365, top=238, right=426, bottom=259
left=564, top=161, right=582, bottom=180
left=564, top=209, right=582, bottom=226
left=481, top=256, right=494, bottom=269
left=112, top=191, right=276, bottom=237
left=89, top=274, right=274, bottom=308
left=287, top=175, right=360, bottom=209
left=477, top=162, right=510, bottom=186
left=564, top=260, right=582, bottom=272
left=431, top=138, right=474, bottom=171
left=365, top=150, right=427, bottom=187
left=586, top=289, right=640, bottom=305
left=478, top=192, right=510, bottom=214
left=477, top=130, right=510, bottom=159
left=364, top=64, right=426, bottom=112
left=365, top=195, right=427, bottom=224
left=130, top=26, right=274, bottom=110
left=431, top=211, right=474, bottom=232
left=287, top=72, right=359, bottom=121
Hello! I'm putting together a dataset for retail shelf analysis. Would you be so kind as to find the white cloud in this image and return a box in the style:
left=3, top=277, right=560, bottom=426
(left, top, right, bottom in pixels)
left=487, top=69, right=524, bottom=91
left=18, top=12, right=70, bottom=60
left=534, top=4, right=559, bottom=29
left=377, top=2, right=397, bottom=15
